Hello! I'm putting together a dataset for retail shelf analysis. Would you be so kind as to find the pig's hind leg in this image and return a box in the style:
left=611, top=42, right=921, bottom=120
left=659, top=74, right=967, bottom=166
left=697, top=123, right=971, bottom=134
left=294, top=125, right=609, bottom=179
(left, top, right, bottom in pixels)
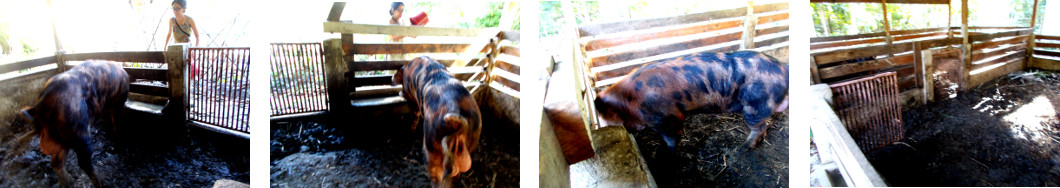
left=739, top=83, right=775, bottom=148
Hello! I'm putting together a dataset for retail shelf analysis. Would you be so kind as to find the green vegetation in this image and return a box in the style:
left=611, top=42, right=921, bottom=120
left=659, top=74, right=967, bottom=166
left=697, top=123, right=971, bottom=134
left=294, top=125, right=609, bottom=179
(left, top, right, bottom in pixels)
left=813, top=0, right=1049, bottom=37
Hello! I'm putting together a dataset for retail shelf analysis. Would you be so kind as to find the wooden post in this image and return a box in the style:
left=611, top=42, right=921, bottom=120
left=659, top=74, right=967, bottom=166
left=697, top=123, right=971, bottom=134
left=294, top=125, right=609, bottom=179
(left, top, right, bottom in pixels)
left=922, top=49, right=935, bottom=104
left=741, top=1, right=757, bottom=50
left=327, top=2, right=354, bottom=59
left=46, top=0, right=63, bottom=52
left=960, top=0, right=971, bottom=90
left=54, top=51, right=67, bottom=72
left=881, top=0, right=894, bottom=57
left=913, top=42, right=923, bottom=88
left=811, top=56, right=822, bottom=84
left=165, top=44, right=188, bottom=122
left=323, top=39, right=350, bottom=115
left=1028, top=0, right=1040, bottom=66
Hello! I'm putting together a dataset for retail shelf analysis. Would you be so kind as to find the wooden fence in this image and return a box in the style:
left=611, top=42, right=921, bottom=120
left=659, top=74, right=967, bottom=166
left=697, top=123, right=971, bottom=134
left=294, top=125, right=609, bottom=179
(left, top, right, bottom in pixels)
left=810, top=27, right=1033, bottom=106
left=322, top=8, right=522, bottom=115
left=572, top=2, right=790, bottom=128
left=0, top=44, right=251, bottom=139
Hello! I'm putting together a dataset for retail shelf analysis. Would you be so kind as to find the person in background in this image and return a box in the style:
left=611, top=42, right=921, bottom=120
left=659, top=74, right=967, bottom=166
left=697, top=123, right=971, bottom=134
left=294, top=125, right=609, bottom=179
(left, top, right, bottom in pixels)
left=164, top=0, right=200, bottom=80
left=165, top=0, right=200, bottom=47
left=389, top=2, right=413, bottom=42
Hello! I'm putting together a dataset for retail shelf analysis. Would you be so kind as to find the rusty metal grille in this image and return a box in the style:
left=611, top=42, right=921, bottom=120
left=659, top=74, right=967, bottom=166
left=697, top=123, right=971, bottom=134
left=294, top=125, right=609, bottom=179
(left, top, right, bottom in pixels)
left=187, top=47, right=250, bottom=134
left=830, top=72, right=904, bottom=153
left=270, top=43, right=328, bottom=116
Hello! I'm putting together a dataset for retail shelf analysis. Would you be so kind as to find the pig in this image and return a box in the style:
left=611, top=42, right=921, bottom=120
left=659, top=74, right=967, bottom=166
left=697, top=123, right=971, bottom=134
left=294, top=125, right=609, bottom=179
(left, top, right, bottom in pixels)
left=594, top=51, right=788, bottom=151
left=393, top=56, right=482, bottom=187
left=17, top=60, right=129, bottom=187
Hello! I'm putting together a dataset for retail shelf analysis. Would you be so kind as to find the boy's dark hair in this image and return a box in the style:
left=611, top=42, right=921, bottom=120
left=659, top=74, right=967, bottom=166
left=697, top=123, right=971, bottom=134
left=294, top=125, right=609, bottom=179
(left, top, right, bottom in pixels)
left=173, top=0, right=186, bottom=8
left=390, top=2, right=404, bottom=15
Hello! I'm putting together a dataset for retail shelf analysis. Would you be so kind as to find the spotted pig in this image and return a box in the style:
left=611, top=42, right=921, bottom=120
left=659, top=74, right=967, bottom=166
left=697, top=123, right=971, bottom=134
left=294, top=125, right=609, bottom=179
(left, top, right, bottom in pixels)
left=18, top=60, right=129, bottom=187
left=393, top=56, right=482, bottom=187
left=594, top=51, right=788, bottom=151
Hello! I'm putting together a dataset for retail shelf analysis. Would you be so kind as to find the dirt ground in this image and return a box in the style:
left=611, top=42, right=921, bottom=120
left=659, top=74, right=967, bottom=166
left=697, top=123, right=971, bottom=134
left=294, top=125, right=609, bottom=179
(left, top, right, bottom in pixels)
left=270, top=114, right=519, bottom=187
left=868, top=70, right=1060, bottom=186
left=0, top=112, right=250, bottom=187
left=631, top=111, right=788, bottom=187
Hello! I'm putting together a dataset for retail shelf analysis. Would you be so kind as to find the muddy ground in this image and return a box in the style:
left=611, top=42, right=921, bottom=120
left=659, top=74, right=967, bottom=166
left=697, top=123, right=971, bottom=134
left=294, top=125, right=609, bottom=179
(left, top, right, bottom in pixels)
left=270, top=114, right=519, bottom=187
left=632, top=111, right=788, bottom=187
left=869, top=70, right=1060, bottom=186
left=0, top=112, right=250, bottom=187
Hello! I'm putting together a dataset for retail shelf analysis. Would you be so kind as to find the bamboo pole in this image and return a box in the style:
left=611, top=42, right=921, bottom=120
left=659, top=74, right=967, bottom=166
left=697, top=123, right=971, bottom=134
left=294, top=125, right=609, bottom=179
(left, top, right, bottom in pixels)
left=960, top=0, right=970, bottom=90
left=1028, top=0, right=1040, bottom=66
left=882, top=0, right=894, bottom=57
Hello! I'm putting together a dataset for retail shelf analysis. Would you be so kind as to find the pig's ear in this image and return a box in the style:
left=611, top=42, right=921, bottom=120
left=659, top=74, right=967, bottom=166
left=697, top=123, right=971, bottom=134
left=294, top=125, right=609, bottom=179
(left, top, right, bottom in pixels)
left=443, top=113, right=467, bottom=130
left=21, top=106, right=35, bottom=121
left=392, top=67, right=405, bottom=86
left=594, top=96, right=609, bottom=113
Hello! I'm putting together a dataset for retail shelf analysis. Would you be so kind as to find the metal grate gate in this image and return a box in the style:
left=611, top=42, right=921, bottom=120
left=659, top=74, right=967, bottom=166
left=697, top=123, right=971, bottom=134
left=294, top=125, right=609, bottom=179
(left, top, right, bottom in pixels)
left=830, top=72, right=904, bottom=153
left=187, top=47, right=251, bottom=134
left=269, top=43, right=329, bottom=116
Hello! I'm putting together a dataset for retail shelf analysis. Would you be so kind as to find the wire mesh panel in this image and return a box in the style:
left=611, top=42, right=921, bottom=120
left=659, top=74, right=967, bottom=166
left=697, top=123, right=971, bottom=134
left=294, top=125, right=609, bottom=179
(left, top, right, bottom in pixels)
left=830, top=72, right=903, bottom=153
left=188, top=47, right=250, bottom=134
left=270, top=43, right=328, bottom=116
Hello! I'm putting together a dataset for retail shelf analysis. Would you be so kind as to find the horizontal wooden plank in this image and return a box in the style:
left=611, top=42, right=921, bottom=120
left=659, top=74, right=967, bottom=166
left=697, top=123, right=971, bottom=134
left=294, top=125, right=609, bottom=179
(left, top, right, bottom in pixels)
left=754, top=35, right=789, bottom=48
left=492, top=74, right=520, bottom=91
left=811, top=27, right=945, bottom=43
left=969, top=29, right=1033, bottom=42
left=753, top=2, right=789, bottom=14
left=1030, top=56, right=1060, bottom=71
left=350, top=82, right=481, bottom=99
left=756, top=12, right=789, bottom=25
left=971, top=35, right=1027, bottom=51
left=352, top=66, right=484, bottom=87
left=818, top=53, right=915, bottom=79
left=971, top=51, right=1024, bottom=70
left=811, top=36, right=886, bottom=50
left=124, top=67, right=168, bottom=81
left=1036, top=35, right=1060, bottom=40
left=1034, top=49, right=1060, bottom=57
left=593, top=43, right=742, bottom=81
left=578, top=6, right=747, bottom=37
left=583, top=19, right=743, bottom=51
left=811, top=32, right=887, bottom=43
left=130, top=82, right=170, bottom=97
left=811, top=0, right=951, bottom=4
left=349, top=59, right=481, bottom=71
left=65, top=51, right=166, bottom=63
left=495, top=59, right=520, bottom=75
left=323, top=21, right=484, bottom=37
left=891, top=31, right=947, bottom=43
left=590, top=31, right=743, bottom=68
left=500, top=30, right=520, bottom=43
left=756, top=24, right=789, bottom=37
left=917, top=37, right=962, bottom=49
left=0, top=56, right=56, bottom=74
left=968, top=57, right=1024, bottom=88
left=349, top=43, right=491, bottom=54
left=972, top=44, right=1026, bottom=61
left=890, top=27, right=948, bottom=35
left=814, top=42, right=914, bottom=65
left=500, top=46, right=520, bottom=57
left=1037, top=42, right=1060, bottom=49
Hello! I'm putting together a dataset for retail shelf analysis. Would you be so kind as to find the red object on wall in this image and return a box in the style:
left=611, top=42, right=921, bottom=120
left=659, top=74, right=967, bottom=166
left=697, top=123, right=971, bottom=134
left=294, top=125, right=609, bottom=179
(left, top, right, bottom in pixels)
left=410, top=12, right=429, bottom=25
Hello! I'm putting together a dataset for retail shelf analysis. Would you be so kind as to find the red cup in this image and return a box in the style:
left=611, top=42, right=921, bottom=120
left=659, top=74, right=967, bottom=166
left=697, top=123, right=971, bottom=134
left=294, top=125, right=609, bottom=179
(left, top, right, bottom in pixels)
left=410, top=12, right=429, bottom=25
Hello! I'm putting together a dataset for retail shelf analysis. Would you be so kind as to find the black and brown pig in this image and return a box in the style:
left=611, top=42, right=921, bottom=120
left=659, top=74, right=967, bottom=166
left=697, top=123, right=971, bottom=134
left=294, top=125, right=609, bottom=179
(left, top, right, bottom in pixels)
left=594, top=51, right=788, bottom=151
left=17, top=60, right=129, bottom=187
left=393, top=56, right=482, bottom=187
